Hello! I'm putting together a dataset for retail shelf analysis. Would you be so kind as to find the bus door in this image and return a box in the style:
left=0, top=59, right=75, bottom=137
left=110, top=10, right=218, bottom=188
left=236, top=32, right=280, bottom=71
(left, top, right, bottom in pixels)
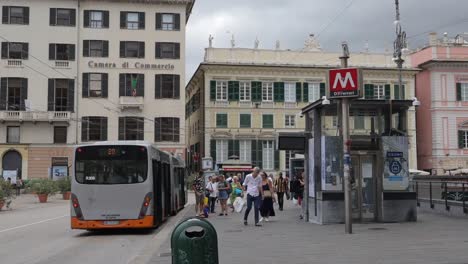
left=163, top=163, right=171, bottom=217
left=152, top=160, right=163, bottom=225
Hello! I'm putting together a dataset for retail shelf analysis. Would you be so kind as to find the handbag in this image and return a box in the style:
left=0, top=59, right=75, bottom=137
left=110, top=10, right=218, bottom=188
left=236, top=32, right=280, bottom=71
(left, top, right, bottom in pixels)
left=263, top=190, right=272, bottom=198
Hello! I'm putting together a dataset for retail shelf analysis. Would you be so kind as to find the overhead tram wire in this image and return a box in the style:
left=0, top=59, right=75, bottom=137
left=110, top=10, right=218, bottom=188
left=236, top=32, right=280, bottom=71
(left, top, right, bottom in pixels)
left=316, top=0, right=357, bottom=39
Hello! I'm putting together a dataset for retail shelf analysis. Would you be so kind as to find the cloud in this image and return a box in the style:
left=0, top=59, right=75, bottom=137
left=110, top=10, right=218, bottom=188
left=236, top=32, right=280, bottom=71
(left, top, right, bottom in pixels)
left=186, top=0, right=468, bottom=80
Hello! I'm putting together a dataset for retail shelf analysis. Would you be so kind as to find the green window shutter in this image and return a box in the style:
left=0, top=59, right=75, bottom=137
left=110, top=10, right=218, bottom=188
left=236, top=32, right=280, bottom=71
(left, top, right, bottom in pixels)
left=216, top=113, right=227, bottom=128
left=251, top=81, right=261, bottom=102
left=320, top=83, right=326, bottom=97
left=228, top=81, right=239, bottom=101
left=296, top=82, right=302, bottom=102
left=257, top=140, right=263, bottom=168
left=385, top=84, right=391, bottom=99
left=402, top=85, right=405, bottom=100
left=210, top=80, right=216, bottom=101
left=459, top=131, right=465, bottom=149
left=274, top=146, right=279, bottom=170
left=240, top=114, right=251, bottom=128
left=303, top=82, right=309, bottom=102
left=394, top=85, right=400, bottom=100
left=364, top=84, right=374, bottom=99
left=263, top=114, right=273, bottom=128
left=210, top=139, right=217, bottom=166
left=456, top=83, right=462, bottom=101
left=274, top=82, right=284, bottom=102
left=251, top=140, right=257, bottom=167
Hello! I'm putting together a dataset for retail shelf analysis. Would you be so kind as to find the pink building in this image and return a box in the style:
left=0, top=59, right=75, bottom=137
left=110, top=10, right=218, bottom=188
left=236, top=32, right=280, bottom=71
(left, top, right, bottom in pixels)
left=411, top=33, right=468, bottom=174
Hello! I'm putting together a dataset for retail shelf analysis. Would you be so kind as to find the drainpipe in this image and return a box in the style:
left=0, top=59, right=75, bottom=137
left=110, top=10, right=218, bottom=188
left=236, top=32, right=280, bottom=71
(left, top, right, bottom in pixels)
left=75, top=0, right=81, bottom=144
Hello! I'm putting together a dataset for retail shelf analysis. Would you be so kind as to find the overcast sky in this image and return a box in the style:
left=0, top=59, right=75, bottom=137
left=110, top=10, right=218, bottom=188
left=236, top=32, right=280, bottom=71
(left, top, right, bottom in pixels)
left=185, top=0, right=468, bottom=79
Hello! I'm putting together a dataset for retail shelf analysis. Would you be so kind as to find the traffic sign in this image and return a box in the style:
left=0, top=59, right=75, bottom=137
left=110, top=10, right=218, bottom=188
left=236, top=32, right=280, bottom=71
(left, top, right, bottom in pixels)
left=328, top=68, right=362, bottom=98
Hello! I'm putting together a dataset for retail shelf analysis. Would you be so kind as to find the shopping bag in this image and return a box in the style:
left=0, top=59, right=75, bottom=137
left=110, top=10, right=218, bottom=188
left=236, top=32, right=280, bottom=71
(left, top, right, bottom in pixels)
left=233, top=197, right=245, bottom=213
left=292, top=198, right=298, bottom=205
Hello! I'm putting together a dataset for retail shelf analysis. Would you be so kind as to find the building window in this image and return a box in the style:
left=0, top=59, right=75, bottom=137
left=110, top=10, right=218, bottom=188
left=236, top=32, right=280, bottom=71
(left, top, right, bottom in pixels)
left=7, top=126, right=20, bottom=143
left=155, top=117, right=180, bottom=142
left=308, top=82, right=320, bottom=102
left=262, top=82, right=273, bottom=102
left=120, top=41, right=144, bottom=58
left=49, top=44, right=75, bottom=61
left=459, top=83, right=468, bottom=101
left=239, top=81, right=251, bottom=101
left=285, top=150, right=297, bottom=170
left=156, top=13, right=180, bottom=31
left=54, top=126, right=67, bottom=143
left=216, top=140, right=228, bottom=163
left=81, top=116, right=107, bottom=141
left=84, top=10, right=109, bottom=28
left=50, top=8, right=76, bottom=27
left=239, top=140, right=251, bottom=162
left=119, top=117, right=144, bottom=140
left=2, top=6, right=29, bottom=25
left=82, top=73, right=108, bottom=98
left=458, top=130, right=468, bottom=149
left=354, top=115, right=365, bottom=130
left=83, top=40, right=108, bottom=57
left=1, top=42, right=28, bottom=59
left=155, top=42, right=180, bottom=59
left=216, top=113, right=228, bottom=128
left=48, top=79, right=74, bottom=112
left=121, top=12, right=144, bottom=30
left=285, top=114, right=295, bottom=128
left=263, top=114, right=274, bottom=128
left=119, top=74, right=144, bottom=97
left=55, top=80, right=69, bottom=111
left=1, top=78, right=27, bottom=111
left=155, top=74, right=180, bottom=99
left=262, top=141, right=274, bottom=170
left=284, top=82, right=296, bottom=102
left=374, top=84, right=385, bottom=99
left=216, top=81, right=228, bottom=101
left=240, top=114, right=251, bottom=128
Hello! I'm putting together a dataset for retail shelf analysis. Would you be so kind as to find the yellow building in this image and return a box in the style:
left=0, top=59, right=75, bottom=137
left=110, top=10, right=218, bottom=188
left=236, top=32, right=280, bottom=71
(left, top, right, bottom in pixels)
left=186, top=35, right=418, bottom=174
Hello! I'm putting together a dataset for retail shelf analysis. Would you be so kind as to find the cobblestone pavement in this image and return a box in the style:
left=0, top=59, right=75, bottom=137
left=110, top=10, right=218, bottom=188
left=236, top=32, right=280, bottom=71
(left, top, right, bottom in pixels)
left=150, top=197, right=468, bottom=264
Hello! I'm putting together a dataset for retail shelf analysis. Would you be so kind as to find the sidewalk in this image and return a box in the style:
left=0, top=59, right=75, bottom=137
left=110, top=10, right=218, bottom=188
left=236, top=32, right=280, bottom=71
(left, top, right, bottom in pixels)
left=150, top=197, right=468, bottom=264
left=0, top=193, right=68, bottom=214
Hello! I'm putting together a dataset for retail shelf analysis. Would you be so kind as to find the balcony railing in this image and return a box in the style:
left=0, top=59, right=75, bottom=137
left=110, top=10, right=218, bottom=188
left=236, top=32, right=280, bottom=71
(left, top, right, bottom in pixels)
left=119, top=96, right=144, bottom=110
left=0, top=111, right=70, bottom=123
left=6, top=59, right=23, bottom=67
left=54, top=61, right=70, bottom=68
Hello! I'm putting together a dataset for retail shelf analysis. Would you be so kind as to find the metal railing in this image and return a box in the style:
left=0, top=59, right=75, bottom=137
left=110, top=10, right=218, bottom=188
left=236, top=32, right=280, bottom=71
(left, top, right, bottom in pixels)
left=411, top=175, right=468, bottom=214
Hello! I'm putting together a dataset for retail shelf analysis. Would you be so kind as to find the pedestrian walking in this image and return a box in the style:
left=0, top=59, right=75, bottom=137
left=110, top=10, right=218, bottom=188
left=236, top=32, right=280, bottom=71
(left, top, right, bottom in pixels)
left=192, top=172, right=205, bottom=217
left=217, top=175, right=230, bottom=216
left=284, top=174, right=291, bottom=200
left=243, top=167, right=263, bottom=226
left=259, top=172, right=276, bottom=222
left=16, top=177, right=23, bottom=196
left=206, top=176, right=218, bottom=213
left=229, top=176, right=243, bottom=212
left=274, top=172, right=288, bottom=210
left=297, top=172, right=305, bottom=219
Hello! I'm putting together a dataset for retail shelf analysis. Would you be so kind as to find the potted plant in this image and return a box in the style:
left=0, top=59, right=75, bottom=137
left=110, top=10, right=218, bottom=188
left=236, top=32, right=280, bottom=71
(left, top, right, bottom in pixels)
left=27, top=178, right=57, bottom=203
left=57, top=177, right=71, bottom=200
left=0, top=188, right=5, bottom=210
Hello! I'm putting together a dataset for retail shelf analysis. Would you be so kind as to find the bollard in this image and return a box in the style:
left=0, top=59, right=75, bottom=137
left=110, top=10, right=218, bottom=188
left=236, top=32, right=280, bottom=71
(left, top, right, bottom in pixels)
left=171, top=217, right=219, bottom=264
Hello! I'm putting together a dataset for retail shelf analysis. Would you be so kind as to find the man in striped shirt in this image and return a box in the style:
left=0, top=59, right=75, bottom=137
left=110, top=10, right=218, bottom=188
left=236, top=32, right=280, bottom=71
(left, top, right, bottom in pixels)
left=274, top=172, right=288, bottom=211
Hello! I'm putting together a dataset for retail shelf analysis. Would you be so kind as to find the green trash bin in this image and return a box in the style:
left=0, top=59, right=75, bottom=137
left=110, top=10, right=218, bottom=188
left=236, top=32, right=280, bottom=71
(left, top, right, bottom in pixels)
left=171, top=217, right=219, bottom=264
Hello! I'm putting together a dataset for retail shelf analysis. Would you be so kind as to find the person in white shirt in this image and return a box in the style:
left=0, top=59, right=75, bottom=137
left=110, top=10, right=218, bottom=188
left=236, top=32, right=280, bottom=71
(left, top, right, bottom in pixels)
left=206, top=176, right=218, bottom=213
left=243, top=167, right=263, bottom=226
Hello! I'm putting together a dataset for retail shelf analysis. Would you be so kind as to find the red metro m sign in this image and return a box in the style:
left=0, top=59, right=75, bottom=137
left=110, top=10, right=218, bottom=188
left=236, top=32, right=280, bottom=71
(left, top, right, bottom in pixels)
left=328, top=68, right=362, bottom=98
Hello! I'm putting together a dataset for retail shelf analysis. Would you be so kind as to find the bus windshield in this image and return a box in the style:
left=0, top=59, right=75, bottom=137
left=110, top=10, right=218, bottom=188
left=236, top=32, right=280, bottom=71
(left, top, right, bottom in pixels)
left=75, top=145, right=148, bottom=184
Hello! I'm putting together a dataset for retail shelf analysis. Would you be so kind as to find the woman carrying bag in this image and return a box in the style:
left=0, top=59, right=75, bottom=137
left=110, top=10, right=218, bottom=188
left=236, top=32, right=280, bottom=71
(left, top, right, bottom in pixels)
left=259, top=171, right=276, bottom=222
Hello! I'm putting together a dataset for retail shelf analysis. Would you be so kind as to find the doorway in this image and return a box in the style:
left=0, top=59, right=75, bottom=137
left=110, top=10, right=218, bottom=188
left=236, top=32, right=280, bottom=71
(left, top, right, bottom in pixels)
left=2, top=150, right=22, bottom=178
left=351, top=154, right=377, bottom=222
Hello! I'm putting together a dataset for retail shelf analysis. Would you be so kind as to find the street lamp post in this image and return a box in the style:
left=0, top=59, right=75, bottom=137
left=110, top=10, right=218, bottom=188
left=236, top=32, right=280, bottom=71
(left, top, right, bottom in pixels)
left=393, top=0, right=407, bottom=130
